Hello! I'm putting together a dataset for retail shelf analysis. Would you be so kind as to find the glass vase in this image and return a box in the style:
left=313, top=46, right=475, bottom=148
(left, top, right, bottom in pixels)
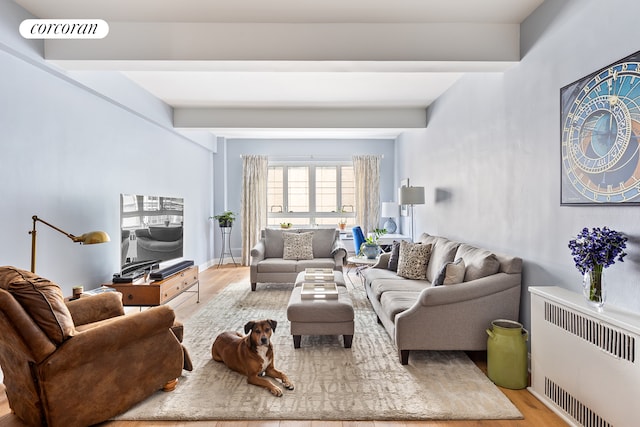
left=583, top=264, right=605, bottom=310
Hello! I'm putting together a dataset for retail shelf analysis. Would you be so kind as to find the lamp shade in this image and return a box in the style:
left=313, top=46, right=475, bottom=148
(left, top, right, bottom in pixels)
left=381, top=202, right=398, bottom=218
left=76, top=231, right=111, bottom=244
left=398, top=186, right=425, bottom=205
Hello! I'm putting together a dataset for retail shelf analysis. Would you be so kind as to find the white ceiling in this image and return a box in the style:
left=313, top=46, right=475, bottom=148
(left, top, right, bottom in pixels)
left=15, top=0, right=544, bottom=139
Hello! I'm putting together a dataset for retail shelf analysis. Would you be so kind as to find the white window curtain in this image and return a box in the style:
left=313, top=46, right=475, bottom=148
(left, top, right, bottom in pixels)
left=241, top=155, right=268, bottom=265
left=353, top=155, right=381, bottom=234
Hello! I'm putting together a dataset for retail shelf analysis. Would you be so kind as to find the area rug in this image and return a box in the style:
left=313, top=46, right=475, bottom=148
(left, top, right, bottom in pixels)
left=116, top=280, right=523, bottom=421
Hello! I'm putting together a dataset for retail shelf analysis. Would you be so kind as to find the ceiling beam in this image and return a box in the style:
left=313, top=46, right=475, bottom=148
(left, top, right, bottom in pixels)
left=174, top=107, right=426, bottom=129
left=44, top=22, right=519, bottom=64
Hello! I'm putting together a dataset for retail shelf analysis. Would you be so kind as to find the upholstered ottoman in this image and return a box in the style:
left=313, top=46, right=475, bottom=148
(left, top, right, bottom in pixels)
left=286, top=283, right=354, bottom=349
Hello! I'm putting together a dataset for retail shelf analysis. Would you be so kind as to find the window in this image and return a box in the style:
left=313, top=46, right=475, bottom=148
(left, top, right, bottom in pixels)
left=267, top=163, right=355, bottom=227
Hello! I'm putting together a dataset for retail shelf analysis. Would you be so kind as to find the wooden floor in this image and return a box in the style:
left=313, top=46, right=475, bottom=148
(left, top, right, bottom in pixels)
left=0, top=266, right=568, bottom=427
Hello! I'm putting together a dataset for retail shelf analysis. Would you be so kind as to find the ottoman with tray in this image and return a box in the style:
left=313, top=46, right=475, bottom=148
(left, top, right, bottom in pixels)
left=287, top=269, right=354, bottom=348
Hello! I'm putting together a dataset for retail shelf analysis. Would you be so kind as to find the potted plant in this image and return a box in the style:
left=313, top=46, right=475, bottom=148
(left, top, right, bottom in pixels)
left=211, top=211, right=236, bottom=228
left=360, top=228, right=387, bottom=259
left=338, top=205, right=352, bottom=231
left=568, top=226, right=627, bottom=309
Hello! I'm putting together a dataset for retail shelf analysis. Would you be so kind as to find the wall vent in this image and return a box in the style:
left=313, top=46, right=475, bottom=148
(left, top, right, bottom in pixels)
left=544, top=301, right=635, bottom=363
left=545, top=377, right=612, bottom=427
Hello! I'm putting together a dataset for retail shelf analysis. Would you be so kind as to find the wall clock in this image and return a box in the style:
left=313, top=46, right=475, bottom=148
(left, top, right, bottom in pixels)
left=561, top=50, right=640, bottom=205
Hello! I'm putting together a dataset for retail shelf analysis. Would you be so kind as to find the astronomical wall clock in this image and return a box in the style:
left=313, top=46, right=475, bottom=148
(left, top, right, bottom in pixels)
left=561, top=50, right=640, bottom=205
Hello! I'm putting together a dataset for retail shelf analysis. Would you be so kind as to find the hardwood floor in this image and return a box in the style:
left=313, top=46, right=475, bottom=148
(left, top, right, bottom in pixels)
left=0, top=266, right=567, bottom=427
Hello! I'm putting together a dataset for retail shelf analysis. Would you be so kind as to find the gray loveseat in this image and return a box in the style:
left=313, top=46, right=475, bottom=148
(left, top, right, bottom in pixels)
left=250, top=228, right=347, bottom=291
left=362, top=233, right=522, bottom=364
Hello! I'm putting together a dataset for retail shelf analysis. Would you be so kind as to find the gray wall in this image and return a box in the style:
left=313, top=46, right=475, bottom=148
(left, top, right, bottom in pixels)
left=0, top=1, right=215, bottom=295
left=214, top=138, right=395, bottom=258
left=396, top=0, right=640, bottom=332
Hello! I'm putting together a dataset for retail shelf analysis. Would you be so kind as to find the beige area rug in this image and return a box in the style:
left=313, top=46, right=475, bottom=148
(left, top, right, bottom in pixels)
left=116, top=280, right=523, bottom=421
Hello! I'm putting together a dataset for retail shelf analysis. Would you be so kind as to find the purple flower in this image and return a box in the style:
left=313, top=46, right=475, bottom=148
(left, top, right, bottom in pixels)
left=568, top=227, right=627, bottom=274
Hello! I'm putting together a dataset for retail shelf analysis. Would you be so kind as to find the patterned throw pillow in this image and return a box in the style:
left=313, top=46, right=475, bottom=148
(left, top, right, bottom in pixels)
left=433, top=258, right=466, bottom=286
left=397, top=241, right=432, bottom=280
left=283, top=232, right=314, bottom=260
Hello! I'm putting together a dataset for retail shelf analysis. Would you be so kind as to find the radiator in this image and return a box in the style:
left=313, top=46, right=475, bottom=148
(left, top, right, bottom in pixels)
left=529, top=286, right=640, bottom=427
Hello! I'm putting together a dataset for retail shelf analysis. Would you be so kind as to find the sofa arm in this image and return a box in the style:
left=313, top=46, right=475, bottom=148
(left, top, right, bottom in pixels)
left=416, top=272, right=521, bottom=307
left=331, top=238, right=347, bottom=265
left=49, top=305, right=177, bottom=371
left=66, top=291, right=125, bottom=326
left=373, top=252, right=391, bottom=269
left=250, top=240, right=266, bottom=263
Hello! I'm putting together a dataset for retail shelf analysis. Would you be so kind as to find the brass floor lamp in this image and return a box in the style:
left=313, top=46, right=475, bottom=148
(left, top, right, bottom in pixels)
left=30, top=215, right=110, bottom=273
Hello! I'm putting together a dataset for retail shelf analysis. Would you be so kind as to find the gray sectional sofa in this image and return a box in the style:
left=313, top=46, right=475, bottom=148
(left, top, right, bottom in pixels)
left=250, top=228, right=347, bottom=291
left=362, top=233, right=522, bottom=364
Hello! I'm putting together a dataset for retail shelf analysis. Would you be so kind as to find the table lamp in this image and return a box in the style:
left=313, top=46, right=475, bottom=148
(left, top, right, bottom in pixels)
left=381, top=202, right=398, bottom=233
left=398, top=186, right=425, bottom=241
left=29, top=215, right=110, bottom=273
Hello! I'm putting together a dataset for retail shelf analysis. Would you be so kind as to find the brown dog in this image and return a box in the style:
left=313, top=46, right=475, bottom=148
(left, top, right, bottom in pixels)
left=211, top=319, right=294, bottom=396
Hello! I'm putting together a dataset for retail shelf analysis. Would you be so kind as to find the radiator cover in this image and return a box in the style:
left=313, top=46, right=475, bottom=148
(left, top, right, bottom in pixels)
left=529, top=286, right=640, bottom=427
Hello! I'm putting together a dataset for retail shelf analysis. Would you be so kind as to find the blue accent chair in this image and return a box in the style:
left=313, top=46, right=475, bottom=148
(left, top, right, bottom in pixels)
left=352, top=226, right=366, bottom=256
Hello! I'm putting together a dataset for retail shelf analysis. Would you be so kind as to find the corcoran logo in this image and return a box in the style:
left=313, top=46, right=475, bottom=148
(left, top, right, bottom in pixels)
left=19, top=19, right=109, bottom=39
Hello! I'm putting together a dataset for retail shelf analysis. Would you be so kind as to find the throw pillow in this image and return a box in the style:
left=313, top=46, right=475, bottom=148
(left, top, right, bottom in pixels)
left=433, top=258, right=466, bottom=286
left=387, top=241, right=401, bottom=272
left=0, top=266, right=76, bottom=345
left=454, top=244, right=501, bottom=281
left=397, top=241, right=432, bottom=280
left=283, top=232, right=314, bottom=260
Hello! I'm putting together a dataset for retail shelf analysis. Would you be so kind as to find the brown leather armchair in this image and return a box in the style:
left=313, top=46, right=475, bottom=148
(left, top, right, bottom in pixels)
left=0, top=266, right=186, bottom=427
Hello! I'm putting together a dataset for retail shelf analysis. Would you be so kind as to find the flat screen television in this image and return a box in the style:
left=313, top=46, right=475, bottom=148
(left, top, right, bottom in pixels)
left=120, top=194, right=184, bottom=272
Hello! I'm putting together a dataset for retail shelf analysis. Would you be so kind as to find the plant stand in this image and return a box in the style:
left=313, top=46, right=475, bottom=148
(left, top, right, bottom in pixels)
left=217, top=226, right=238, bottom=268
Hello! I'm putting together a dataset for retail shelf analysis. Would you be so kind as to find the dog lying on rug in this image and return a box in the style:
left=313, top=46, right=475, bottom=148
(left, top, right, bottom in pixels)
left=211, top=319, right=294, bottom=396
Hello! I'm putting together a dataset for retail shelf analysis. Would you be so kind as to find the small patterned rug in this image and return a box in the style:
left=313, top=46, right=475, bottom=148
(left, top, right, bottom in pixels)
left=116, top=280, right=522, bottom=421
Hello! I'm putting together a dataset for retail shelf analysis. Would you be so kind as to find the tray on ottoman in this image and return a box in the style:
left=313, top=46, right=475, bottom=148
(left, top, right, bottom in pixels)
left=300, top=282, right=339, bottom=300
left=294, top=270, right=346, bottom=288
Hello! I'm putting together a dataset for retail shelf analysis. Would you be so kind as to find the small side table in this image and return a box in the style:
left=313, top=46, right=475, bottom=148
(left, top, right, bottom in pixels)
left=346, top=255, right=378, bottom=286
left=217, top=226, right=238, bottom=268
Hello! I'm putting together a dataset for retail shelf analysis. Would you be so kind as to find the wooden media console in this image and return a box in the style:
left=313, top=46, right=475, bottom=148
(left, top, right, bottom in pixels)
left=108, top=265, right=199, bottom=306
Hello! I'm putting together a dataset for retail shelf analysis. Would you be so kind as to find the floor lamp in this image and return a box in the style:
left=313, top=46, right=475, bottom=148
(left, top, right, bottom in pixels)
left=30, top=215, right=111, bottom=273
left=398, top=186, right=425, bottom=242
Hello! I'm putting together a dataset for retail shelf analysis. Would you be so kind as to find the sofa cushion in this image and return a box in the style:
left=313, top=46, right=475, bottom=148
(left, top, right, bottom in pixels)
left=296, top=258, right=338, bottom=271
left=0, top=266, right=76, bottom=345
left=455, top=243, right=501, bottom=281
left=380, top=291, right=420, bottom=321
left=397, top=241, right=432, bottom=280
left=283, top=232, right=314, bottom=260
left=387, top=241, right=401, bottom=271
left=363, top=266, right=405, bottom=283
left=433, top=258, right=466, bottom=286
left=311, top=228, right=337, bottom=258
left=264, top=228, right=286, bottom=258
left=256, top=258, right=298, bottom=273
left=369, top=277, right=429, bottom=301
left=425, top=238, right=460, bottom=283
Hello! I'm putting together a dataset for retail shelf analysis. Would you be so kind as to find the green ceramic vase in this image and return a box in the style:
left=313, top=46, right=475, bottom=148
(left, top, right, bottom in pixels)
left=486, top=319, right=528, bottom=389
